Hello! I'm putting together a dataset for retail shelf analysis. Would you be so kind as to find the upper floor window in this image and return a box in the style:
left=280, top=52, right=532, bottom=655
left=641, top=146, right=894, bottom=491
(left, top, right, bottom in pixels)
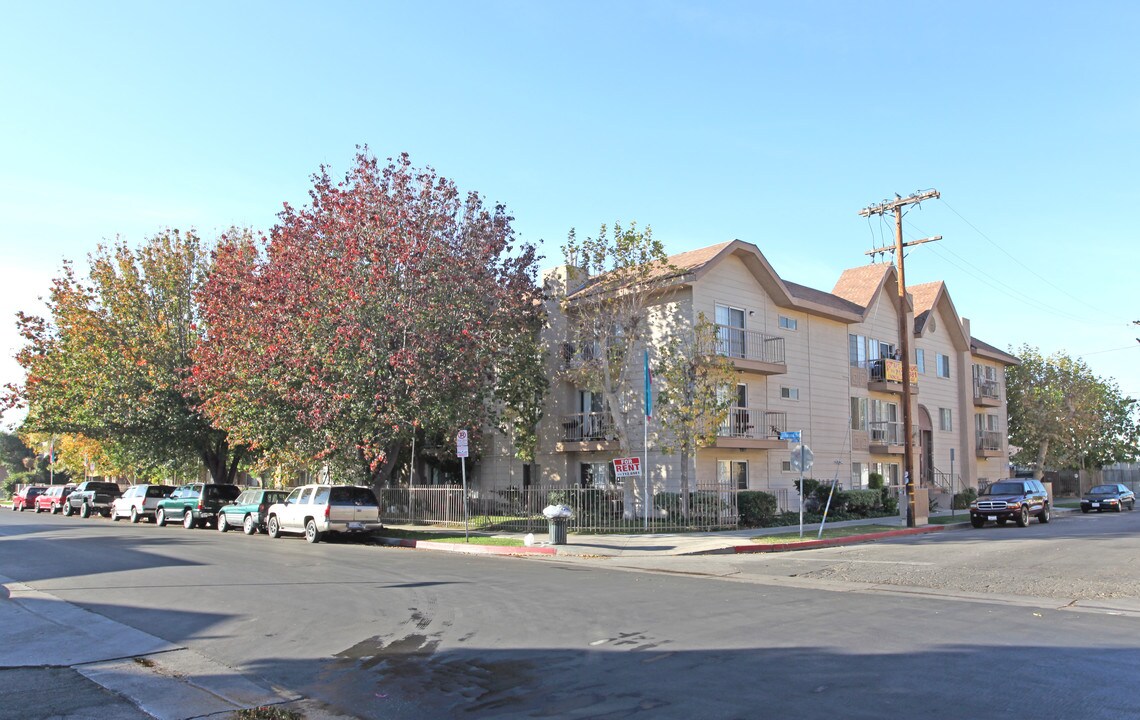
left=849, top=334, right=867, bottom=367
left=914, top=348, right=925, bottom=374
left=781, top=386, right=800, bottom=400
left=939, top=408, right=952, bottom=431
left=779, top=315, right=798, bottom=331
left=937, top=354, right=951, bottom=378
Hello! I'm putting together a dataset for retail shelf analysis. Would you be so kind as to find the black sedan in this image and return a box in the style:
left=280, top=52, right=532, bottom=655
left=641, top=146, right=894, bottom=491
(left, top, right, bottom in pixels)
left=1080, top=484, right=1136, bottom=513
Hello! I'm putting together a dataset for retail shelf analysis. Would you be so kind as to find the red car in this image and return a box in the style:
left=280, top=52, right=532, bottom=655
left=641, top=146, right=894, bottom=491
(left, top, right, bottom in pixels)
left=12, top=485, right=47, bottom=512
left=34, top=485, right=76, bottom=514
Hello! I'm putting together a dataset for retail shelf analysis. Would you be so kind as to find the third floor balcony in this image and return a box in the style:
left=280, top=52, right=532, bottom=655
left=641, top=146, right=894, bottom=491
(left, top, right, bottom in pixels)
left=973, top=378, right=1001, bottom=407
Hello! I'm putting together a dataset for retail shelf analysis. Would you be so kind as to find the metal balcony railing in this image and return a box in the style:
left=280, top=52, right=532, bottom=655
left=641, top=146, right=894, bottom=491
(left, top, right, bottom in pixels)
left=559, top=412, right=617, bottom=442
left=869, top=358, right=918, bottom=384
left=973, top=378, right=1000, bottom=400
left=716, top=409, right=787, bottom=439
left=976, top=430, right=1003, bottom=452
left=712, top=324, right=785, bottom=365
left=869, top=421, right=903, bottom=445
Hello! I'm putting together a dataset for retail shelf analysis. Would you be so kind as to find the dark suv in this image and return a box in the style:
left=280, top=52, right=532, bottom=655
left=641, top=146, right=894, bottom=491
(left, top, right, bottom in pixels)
left=155, top=483, right=242, bottom=529
left=969, top=479, right=1051, bottom=528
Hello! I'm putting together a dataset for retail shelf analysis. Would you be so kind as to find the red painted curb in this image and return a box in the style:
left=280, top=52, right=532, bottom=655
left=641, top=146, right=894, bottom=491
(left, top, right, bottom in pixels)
left=374, top=536, right=557, bottom=555
left=730, top=525, right=945, bottom=553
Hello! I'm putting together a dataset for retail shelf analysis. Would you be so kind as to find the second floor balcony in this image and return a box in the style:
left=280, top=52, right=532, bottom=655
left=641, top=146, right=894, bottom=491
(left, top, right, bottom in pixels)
left=555, top=411, right=620, bottom=452
left=704, top=408, right=789, bottom=450
left=710, top=324, right=787, bottom=375
left=973, top=378, right=1001, bottom=407
left=976, top=430, right=1004, bottom=458
left=868, top=420, right=905, bottom=455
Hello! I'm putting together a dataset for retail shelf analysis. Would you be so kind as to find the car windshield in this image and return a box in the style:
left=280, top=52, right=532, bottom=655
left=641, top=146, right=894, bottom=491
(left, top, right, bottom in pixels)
left=984, top=482, right=1025, bottom=495
left=1088, top=486, right=1117, bottom=494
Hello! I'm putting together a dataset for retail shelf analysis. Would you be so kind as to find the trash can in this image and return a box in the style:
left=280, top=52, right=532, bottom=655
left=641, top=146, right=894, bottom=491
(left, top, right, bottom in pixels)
left=547, top=516, right=569, bottom=545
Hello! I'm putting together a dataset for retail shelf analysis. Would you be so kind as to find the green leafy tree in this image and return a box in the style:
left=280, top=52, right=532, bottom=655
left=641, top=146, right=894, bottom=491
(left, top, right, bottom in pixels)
left=653, top=314, right=737, bottom=518
left=559, top=222, right=679, bottom=516
left=1006, top=345, right=1139, bottom=475
left=6, top=230, right=246, bottom=483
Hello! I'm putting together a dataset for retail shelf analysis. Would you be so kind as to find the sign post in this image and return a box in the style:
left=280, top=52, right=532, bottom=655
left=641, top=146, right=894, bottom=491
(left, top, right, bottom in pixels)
left=456, top=429, right=469, bottom=542
left=789, top=438, right=814, bottom=539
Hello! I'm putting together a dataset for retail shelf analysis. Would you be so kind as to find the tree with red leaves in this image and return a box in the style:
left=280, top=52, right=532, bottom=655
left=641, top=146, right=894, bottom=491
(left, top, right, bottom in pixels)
left=194, top=150, right=545, bottom=485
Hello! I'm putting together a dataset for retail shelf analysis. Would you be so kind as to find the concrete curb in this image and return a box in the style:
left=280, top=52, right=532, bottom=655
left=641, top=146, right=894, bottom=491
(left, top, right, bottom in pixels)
left=373, top=535, right=558, bottom=556
left=717, top=524, right=947, bottom=554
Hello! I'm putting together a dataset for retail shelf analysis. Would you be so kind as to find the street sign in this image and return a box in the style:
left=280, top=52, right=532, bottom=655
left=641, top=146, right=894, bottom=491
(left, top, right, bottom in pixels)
left=612, top=457, right=641, bottom=478
left=778, top=431, right=801, bottom=442
left=789, top=444, right=814, bottom=472
left=456, top=429, right=469, bottom=459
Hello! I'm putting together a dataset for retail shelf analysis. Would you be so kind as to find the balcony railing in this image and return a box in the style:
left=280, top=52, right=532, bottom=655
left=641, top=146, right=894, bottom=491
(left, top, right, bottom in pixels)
left=716, top=409, right=787, bottom=439
left=973, top=378, right=1000, bottom=401
left=712, top=324, right=785, bottom=366
left=869, top=420, right=903, bottom=445
left=559, top=412, right=617, bottom=442
left=561, top=341, right=604, bottom=369
left=976, top=430, right=1003, bottom=453
left=869, top=358, right=918, bottom=385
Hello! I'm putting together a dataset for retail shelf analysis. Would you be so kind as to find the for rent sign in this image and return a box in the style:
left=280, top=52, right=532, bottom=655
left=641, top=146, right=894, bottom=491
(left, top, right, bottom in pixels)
left=612, top=457, right=641, bottom=478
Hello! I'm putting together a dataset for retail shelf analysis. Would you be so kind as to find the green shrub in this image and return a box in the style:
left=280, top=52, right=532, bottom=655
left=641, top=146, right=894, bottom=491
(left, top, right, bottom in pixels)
left=738, top=491, right=779, bottom=527
left=952, top=487, right=978, bottom=510
left=845, top=489, right=881, bottom=517
left=867, top=472, right=884, bottom=490
left=880, top=487, right=899, bottom=515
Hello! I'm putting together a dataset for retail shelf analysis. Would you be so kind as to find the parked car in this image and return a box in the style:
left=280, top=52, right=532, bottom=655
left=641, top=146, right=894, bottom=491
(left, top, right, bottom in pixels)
left=110, top=484, right=175, bottom=523
left=155, top=483, right=242, bottom=529
left=34, top=485, right=75, bottom=513
left=217, top=489, right=290, bottom=535
left=265, top=484, right=383, bottom=543
left=62, top=481, right=123, bottom=518
left=969, top=479, right=1051, bottom=528
left=12, top=485, right=46, bottom=512
left=1080, top=484, right=1136, bottom=513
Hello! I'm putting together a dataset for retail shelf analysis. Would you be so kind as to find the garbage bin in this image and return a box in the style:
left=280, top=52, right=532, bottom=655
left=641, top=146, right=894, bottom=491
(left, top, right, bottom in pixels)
left=548, top=516, right=569, bottom=545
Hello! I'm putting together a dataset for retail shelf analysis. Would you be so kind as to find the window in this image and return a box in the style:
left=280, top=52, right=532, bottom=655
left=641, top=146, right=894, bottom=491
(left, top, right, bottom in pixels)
left=781, top=386, right=799, bottom=400
left=872, top=462, right=901, bottom=486
left=852, top=396, right=866, bottom=430
left=849, top=334, right=867, bottom=368
left=718, top=459, right=748, bottom=490
left=781, top=461, right=793, bottom=472
left=779, top=315, right=798, bottom=331
left=939, top=408, right=952, bottom=432
left=937, top=354, right=951, bottom=378
left=580, top=462, right=615, bottom=488
left=851, top=462, right=869, bottom=488
left=715, top=304, right=746, bottom=358
left=914, top=348, right=925, bottom=374
left=870, top=400, right=899, bottom=442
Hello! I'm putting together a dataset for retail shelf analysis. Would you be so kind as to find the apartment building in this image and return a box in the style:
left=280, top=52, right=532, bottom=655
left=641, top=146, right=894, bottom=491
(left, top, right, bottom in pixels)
left=476, top=239, right=1017, bottom=502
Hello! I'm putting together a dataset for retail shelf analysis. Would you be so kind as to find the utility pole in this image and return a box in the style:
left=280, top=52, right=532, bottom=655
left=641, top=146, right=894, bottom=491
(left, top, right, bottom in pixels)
left=859, top=189, right=940, bottom=527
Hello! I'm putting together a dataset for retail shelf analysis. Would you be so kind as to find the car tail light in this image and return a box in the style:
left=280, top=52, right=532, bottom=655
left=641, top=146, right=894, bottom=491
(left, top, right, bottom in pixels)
left=324, top=504, right=330, bottom=521
left=259, top=502, right=268, bottom=515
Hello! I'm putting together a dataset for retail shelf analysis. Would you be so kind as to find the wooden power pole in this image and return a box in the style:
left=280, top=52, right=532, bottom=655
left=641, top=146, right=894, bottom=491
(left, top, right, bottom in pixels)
left=859, top=189, right=941, bottom=528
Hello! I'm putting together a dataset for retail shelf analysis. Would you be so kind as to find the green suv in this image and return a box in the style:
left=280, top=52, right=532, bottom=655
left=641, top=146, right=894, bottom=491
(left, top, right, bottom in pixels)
left=217, top=489, right=289, bottom=535
left=155, top=483, right=242, bottom=529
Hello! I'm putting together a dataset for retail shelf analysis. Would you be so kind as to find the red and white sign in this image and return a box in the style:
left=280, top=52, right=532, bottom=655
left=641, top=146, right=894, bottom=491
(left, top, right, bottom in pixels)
left=456, top=429, right=469, bottom=459
left=612, top=457, right=641, bottom=478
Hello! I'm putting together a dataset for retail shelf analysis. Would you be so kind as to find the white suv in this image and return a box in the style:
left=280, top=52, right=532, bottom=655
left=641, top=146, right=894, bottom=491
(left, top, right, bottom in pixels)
left=265, top=484, right=383, bottom=543
left=110, top=484, right=174, bottom=523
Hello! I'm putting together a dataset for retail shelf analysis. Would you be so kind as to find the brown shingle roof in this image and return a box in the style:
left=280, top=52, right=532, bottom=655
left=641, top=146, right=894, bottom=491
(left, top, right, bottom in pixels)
left=910, top=281, right=944, bottom=334
left=784, top=281, right=865, bottom=316
left=832, top=264, right=892, bottom=307
left=971, top=337, right=1021, bottom=365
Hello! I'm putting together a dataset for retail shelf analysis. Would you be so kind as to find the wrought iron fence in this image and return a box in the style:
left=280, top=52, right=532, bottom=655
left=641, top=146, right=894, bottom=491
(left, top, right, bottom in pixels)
left=377, top=484, right=755, bottom=533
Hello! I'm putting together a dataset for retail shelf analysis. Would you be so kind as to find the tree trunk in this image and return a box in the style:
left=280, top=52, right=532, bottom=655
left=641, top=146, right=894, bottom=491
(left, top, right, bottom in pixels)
left=202, top=437, right=241, bottom=484
left=1034, top=439, right=1049, bottom=480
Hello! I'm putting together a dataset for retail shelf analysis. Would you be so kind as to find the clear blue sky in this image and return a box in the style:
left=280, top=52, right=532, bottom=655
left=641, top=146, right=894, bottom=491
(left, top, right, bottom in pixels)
left=3, top=1, right=1138, bottom=429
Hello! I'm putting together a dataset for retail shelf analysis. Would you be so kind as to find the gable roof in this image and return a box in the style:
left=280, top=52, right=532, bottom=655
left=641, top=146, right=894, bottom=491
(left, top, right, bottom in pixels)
left=971, top=336, right=1021, bottom=365
left=832, top=263, right=895, bottom=308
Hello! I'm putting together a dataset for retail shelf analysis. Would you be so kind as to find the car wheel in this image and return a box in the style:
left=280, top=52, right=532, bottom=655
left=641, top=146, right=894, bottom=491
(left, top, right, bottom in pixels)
left=1116, top=503, right=1125, bottom=513
left=155, top=508, right=166, bottom=527
left=183, top=511, right=195, bottom=529
left=130, top=507, right=140, bottom=524
left=243, top=515, right=256, bottom=536
left=1015, top=506, right=1030, bottom=527
left=970, top=516, right=985, bottom=528
left=9, top=503, right=14, bottom=511
left=267, top=516, right=281, bottom=539
left=80, top=503, right=91, bottom=519
left=217, top=513, right=229, bottom=532
left=62, top=502, right=73, bottom=517
left=1081, top=507, right=1090, bottom=513
left=305, top=519, right=322, bottom=544
left=111, top=508, right=120, bottom=521
left=34, top=505, right=41, bottom=514
left=1038, top=505, right=1051, bottom=524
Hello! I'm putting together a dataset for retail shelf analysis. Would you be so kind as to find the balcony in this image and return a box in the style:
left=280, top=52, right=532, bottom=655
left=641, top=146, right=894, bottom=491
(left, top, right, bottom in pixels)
left=561, top=341, right=604, bottom=370
left=706, top=409, right=789, bottom=450
left=973, top=378, right=1001, bottom=407
left=555, top=412, right=620, bottom=453
left=868, top=421, right=905, bottom=455
left=867, top=358, right=919, bottom=395
left=711, top=325, right=787, bottom=375
left=976, top=430, right=1003, bottom=458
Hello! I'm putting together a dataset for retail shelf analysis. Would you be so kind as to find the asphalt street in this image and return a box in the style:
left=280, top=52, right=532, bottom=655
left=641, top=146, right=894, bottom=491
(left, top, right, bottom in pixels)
left=2, top=506, right=1139, bottom=719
